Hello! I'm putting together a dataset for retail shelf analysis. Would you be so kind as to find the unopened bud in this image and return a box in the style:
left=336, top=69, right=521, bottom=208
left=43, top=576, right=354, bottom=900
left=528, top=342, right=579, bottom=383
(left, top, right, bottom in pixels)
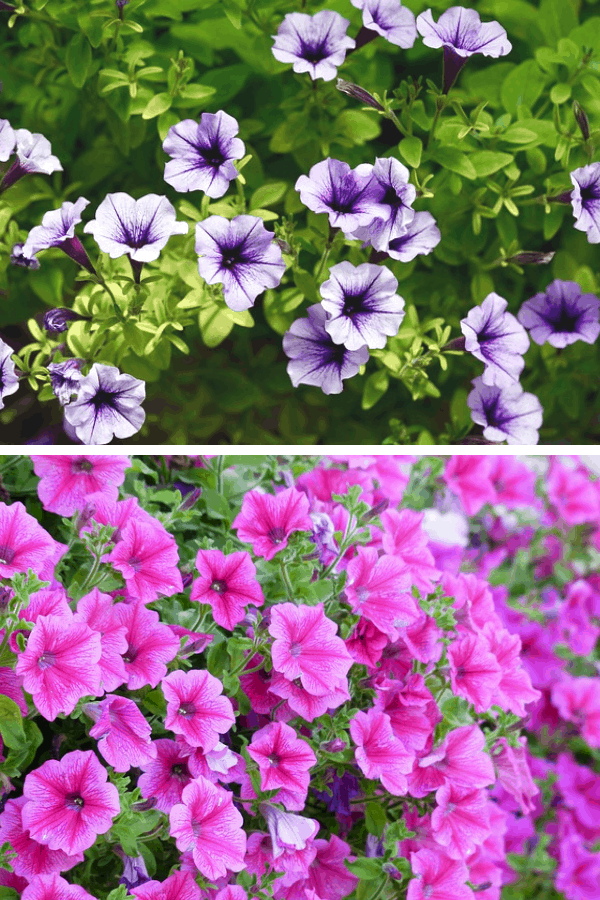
left=363, top=499, right=389, bottom=522
left=506, top=250, right=555, bottom=266
left=336, top=79, right=385, bottom=111
left=320, top=737, right=347, bottom=753
left=179, top=487, right=202, bottom=511
left=43, top=308, right=89, bottom=334
left=131, top=797, right=157, bottom=812
left=274, top=237, right=292, bottom=254
left=0, top=587, right=12, bottom=612
left=181, top=571, right=194, bottom=590
left=74, top=500, right=97, bottom=533
left=573, top=101, right=590, bottom=141
left=443, top=336, right=466, bottom=352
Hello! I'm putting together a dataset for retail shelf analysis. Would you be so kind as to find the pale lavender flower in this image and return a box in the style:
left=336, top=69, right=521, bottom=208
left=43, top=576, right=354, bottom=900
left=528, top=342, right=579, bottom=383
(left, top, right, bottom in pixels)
left=10, top=243, right=40, bottom=269
left=295, top=158, right=387, bottom=235
left=570, top=163, right=600, bottom=244
left=0, top=339, right=19, bottom=410
left=22, top=197, right=96, bottom=274
left=0, top=129, right=62, bottom=192
left=461, top=292, right=529, bottom=387
left=43, top=308, right=90, bottom=334
left=351, top=0, right=417, bottom=49
left=386, top=211, right=441, bottom=261
left=320, top=261, right=405, bottom=350
left=63, top=363, right=145, bottom=444
left=272, top=11, right=356, bottom=82
left=83, top=193, right=188, bottom=262
left=348, top=157, right=416, bottom=251
left=48, top=359, right=84, bottom=406
left=259, top=802, right=319, bottom=858
left=283, top=303, right=369, bottom=394
left=0, top=119, right=15, bottom=162
left=468, top=377, right=543, bottom=445
left=517, top=280, right=600, bottom=349
left=416, top=7, right=511, bottom=92
left=163, top=111, right=245, bottom=199
left=194, top=214, right=285, bottom=311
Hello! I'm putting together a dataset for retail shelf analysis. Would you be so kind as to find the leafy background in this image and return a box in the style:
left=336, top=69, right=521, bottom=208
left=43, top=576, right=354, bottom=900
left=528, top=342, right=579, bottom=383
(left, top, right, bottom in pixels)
left=1, top=0, right=599, bottom=444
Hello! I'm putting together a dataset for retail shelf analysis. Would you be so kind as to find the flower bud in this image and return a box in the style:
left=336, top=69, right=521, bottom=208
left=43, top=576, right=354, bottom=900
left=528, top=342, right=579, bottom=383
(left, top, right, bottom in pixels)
left=179, top=487, right=202, bottom=511
left=320, top=737, right=347, bottom=753
left=443, top=336, right=466, bottom=352
left=336, top=79, right=385, bottom=111
left=43, top=308, right=89, bottom=334
left=130, top=797, right=157, bottom=812
left=573, top=100, right=590, bottom=141
left=74, top=500, right=97, bottom=533
left=0, top=586, right=12, bottom=612
left=506, top=251, right=555, bottom=266
left=363, top=499, right=390, bottom=521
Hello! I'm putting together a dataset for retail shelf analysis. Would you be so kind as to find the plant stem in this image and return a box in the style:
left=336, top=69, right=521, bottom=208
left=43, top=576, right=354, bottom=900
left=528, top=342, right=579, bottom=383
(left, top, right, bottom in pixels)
left=279, top=558, right=294, bottom=601
left=79, top=552, right=104, bottom=596
left=95, top=276, right=125, bottom=322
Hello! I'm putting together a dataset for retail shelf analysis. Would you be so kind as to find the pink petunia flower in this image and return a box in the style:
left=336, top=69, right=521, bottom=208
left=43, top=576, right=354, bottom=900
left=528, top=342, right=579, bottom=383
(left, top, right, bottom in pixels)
left=138, top=739, right=194, bottom=813
left=556, top=752, right=600, bottom=831
left=345, top=547, right=421, bottom=640
left=190, top=548, right=264, bottom=630
left=215, top=888, right=248, bottom=900
left=22, top=750, right=120, bottom=855
left=491, top=737, right=539, bottom=815
left=130, top=869, right=202, bottom=900
left=416, top=725, right=495, bottom=796
left=442, top=572, right=499, bottom=634
left=556, top=833, right=600, bottom=900
left=259, top=802, right=319, bottom=858
left=408, top=848, right=474, bottom=900
left=232, top=487, right=313, bottom=560
left=76, top=588, right=128, bottom=692
left=21, top=874, right=98, bottom=900
left=482, top=623, right=541, bottom=716
left=247, top=721, right=316, bottom=810
left=0, top=666, right=28, bottom=715
left=107, top=518, right=183, bottom=603
left=487, top=456, right=536, bottom=509
left=87, top=694, right=157, bottom=771
left=447, top=632, right=502, bottom=713
left=401, top=615, right=444, bottom=665
left=300, top=834, right=359, bottom=900
left=345, top=618, right=389, bottom=669
left=350, top=707, right=414, bottom=795
left=552, top=676, right=600, bottom=749
left=268, top=669, right=351, bottom=721
left=269, top=602, right=353, bottom=696
left=547, top=459, right=600, bottom=526
left=32, top=455, right=130, bottom=517
left=114, top=601, right=180, bottom=689
left=162, top=669, right=236, bottom=751
left=82, top=493, right=161, bottom=542
left=0, top=501, right=60, bottom=580
left=558, top=580, right=600, bottom=657
left=0, top=796, right=84, bottom=880
left=15, top=614, right=102, bottom=721
left=379, top=508, right=440, bottom=595
left=19, top=587, right=72, bottom=625
left=169, top=776, right=247, bottom=881
left=443, top=456, right=496, bottom=515
left=431, top=782, right=491, bottom=859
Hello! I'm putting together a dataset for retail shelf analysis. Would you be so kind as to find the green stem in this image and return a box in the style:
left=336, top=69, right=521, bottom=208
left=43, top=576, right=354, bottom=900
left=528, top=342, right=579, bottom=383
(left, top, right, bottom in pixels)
left=279, top=558, right=295, bottom=602
left=213, top=455, right=225, bottom=494
left=367, top=878, right=388, bottom=900
left=425, top=96, right=446, bottom=149
left=79, top=552, right=104, bottom=596
left=95, top=276, right=125, bottom=322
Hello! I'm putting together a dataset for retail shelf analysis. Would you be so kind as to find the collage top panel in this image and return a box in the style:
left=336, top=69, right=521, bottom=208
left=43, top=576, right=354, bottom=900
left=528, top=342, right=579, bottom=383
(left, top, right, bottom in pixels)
left=1, top=0, right=599, bottom=446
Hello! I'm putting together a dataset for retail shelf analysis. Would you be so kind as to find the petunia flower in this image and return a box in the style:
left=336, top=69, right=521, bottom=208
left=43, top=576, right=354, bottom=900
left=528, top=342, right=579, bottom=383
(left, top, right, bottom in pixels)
left=259, top=803, right=319, bottom=858
left=431, top=782, right=491, bottom=859
left=269, top=669, right=351, bottom=722
left=0, top=796, right=84, bottom=880
left=63, top=363, right=146, bottom=445
left=195, top=214, right=285, bottom=311
left=417, top=725, right=495, bottom=794
left=84, top=193, right=188, bottom=262
left=114, top=601, right=180, bottom=690
left=447, top=631, right=502, bottom=713
left=163, top=111, right=245, bottom=198
left=76, top=588, right=128, bottom=693
left=461, top=293, right=529, bottom=387
left=556, top=833, right=600, bottom=900
left=162, top=669, right=235, bottom=751
left=169, top=777, right=247, bottom=881
left=10, top=242, right=40, bottom=269
left=247, top=721, right=316, bottom=810
left=386, top=210, right=441, bottom=261
left=130, top=870, right=202, bottom=900
left=272, top=11, right=356, bottom=82
left=21, top=875, right=97, bottom=900
left=345, top=546, right=421, bottom=640
left=190, top=548, right=264, bottom=630
left=467, top=377, right=543, bottom=445
left=0, top=118, right=15, bottom=162
left=547, top=459, right=600, bottom=526
left=295, top=158, right=387, bottom=234
left=408, top=848, right=473, bottom=900
left=107, top=517, right=183, bottom=603
left=0, top=338, right=19, bottom=411
left=379, top=508, right=440, bottom=595
left=32, top=454, right=129, bottom=517
left=349, top=708, right=414, bottom=796
left=0, top=129, right=62, bottom=193
left=518, top=279, right=600, bottom=348
left=348, top=157, right=416, bottom=251
left=492, top=737, right=539, bottom=815
left=302, top=835, right=359, bottom=900
left=87, top=694, right=157, bottom=772
left=138, top=739, right=194, bottom=813
left=351, top=0, right=417, bottom=49
left=283, top=303, right=370, bottom=394
left=0, top=500, right=60, bottom=580
left=115, top=849, right=151, bottom=892
left=320, top=261, right=405, bottom=350
left=48, top=359, right=84, bottom=406
left=21, top=750, right=120, bottom=856
left=232, top=486, right=313, bottom=560
left=570, top=162, right=600, bottom=243
left=416, top=7, right=511, bottom=92
left=482, top=622, right=541, bottom=716
left=21, top=198, right=95, bottom=274
left=43, top=308, right=90, bottom=334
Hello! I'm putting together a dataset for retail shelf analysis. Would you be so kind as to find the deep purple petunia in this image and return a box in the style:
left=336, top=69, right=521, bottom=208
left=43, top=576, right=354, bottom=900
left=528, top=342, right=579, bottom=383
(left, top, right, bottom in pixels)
left=84, top=193, right=188, bottom=262
left=386, top=211, right=441, bottom=261
left=518, top=279, right=600, bottom=348
left=295, top=158, right=387, bottom=235
left=63, top=363, right=145, bottom=445
left=416, top=7, right=511, bottom=92
left=48, top=360, right=84, bottom=406
left=461, top=292, right=529, bottom=387
left=0, top=119, right=15, bottom=162
left=163, top=111, right=245, bottom=199
left=0, top=130, right=62, bottom=193
left=21, top=198, right=95, bottom=274
left=195, top=215, right=285, bottom=311
left=283, top=303, right=369, bottom=394
left=320, top=261, right=405, bottom=350
left=351, top=0, right=417, bottom=49
left=570, top=163, right=600, bottom=244
left=349, top=158, right=416, bottom=251
left=468, top=377, right=543, bottom=445
left=272, top=11, right=356, bottom=82
left=0, top=338, right=19, bottom=410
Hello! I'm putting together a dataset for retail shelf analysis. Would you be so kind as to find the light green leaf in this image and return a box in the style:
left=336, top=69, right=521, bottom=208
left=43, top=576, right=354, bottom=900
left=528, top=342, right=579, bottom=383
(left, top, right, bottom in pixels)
left=432, top=147, right=477, bottom=180
left=178, top=83, right=217, bottom=101
left=398, top=135, right=422, bottom=168
left=250, top=182, right=288, bottom=209
left=199, top=304, right=235, bottom=347
left=550, top=83, right=571, bottom=104
left=362, top=370, right=389, bottom=410
left=501, top=60, right=546, bottom=115
left=470, top=150, right=514, bottom=177
left=142, top=93, right=172, bottom=119
left=501, top=125, right=539, bottom=144
left=65, top=34, right=92, bottom=89
left=335, top=109, right=381, bottom=144
left=538, top=0, right=578, bottom=47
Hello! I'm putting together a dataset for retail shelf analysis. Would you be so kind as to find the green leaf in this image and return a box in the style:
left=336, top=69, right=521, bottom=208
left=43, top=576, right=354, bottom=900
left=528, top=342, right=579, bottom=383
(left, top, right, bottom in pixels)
left=178, top=84, right=217, bottom=101
left=450, top=387, right=471, bottom=431
left=362, top=370, right=389, bottom=410
left=199, top=303, right=235, bottom=347
left=294, top=270, right=318, bottom=304
left=250, top=182, right=288, bottom=209
left=335, top=109, right=381, bottom=144
left=538, top=0, right=578, bottom=47
left=470, top=150, right=513, bottom=177
left=344, top=858, right=383, bottom=880
left=550, top=83, right=571, bottom=104
left=142, top=93, right=173, bottom=119
left=432, top=147, right=477, bottom=180
left=0, top=696, right=25, bottom=750
left=398, top=135, right=422, bottom=168
left=65, top=34, right=92, bottom=88
left=501, top=60, right=545, bottom=115
left=365, top=801, right=387, bottom=838
left=501, top=125, right=539, bottom=144
left=222, top=0, right=243, bottom=29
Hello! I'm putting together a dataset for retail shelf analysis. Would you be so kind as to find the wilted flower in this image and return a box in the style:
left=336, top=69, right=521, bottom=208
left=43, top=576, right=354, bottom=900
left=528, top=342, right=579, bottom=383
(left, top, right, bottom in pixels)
left=505, top=251, right=555, bottom=266
left=47, top=359, right=84, bottom=405
left=0, top=338, right=19, bottom=410
left=22, top=198, right=96, bottom=274
left=518, top=279, right=600, bottom=348
left=569, top=162, right=600, bottom=244
left=351, top=0, right=417, bottom=50
left=63, top=363, right=146, bottom=444
left=84, top=193, right=188, bottom=262
left=467, top=377, right=543, bottom=445
left=43, top=308, right=90, bottom=334
left=163, top=111, right=245, bottom=199
left=272, top=11, right=355, bottom=82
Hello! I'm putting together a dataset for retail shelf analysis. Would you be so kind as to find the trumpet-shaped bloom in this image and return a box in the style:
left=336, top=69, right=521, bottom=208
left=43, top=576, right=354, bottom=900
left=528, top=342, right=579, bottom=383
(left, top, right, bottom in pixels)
left=0, top=796, right=84, bottom=880
left=320, top=261, right=405, bottom=350
left=349, top=157, right=416, bottom=250
left=87, top=694, right=156, bottom=772
left=247, top=721, right=316, bottom=809
left=163, top=111, right=245, bottom=198
left=408, top=849, right=474, bottom=900
left=387, top=210, right=441, bottom=260
left=345, top=546, right=421, bottom=639
left=21, top=875, right=97, bottom=900
left=461, top=293, right=529, bottom=387
left=295, top=158, right=386, bottom=234
left=418, top=726, right=495, bottom=793
left=350, top=708, right=414, bottom=795
left=0, top=119, right=15, bottom=161
left=162, top=669, right=235, bottom=751
left=468, top=377, right=543, bottom=445
left=570, top=162, right=600, bottom=244
left=130, top=870, right=202, bottom=900
left=379, top=507, right=440, bottom=595
left=447, top=632, right=502, bottom=713
left=190, top=548, right=264, bottom=630
left=114, top=601, right=180, bottom=690
left=272, top=11, right=355, bottom=82
left=0, top=338, right=19, bottom=410
left=259, top=803, right=319, bottom=858
left=283, top=303, right=370, bottom=394
left=431, top=782, right=491, bottom=859
left=482, top=622, right=541, bottom=716
left=14, top=130, right=62, bottom=174
left=32, top=455, right=129, bottom=517
left=269, top=669, right=351, bottom=721
left=48, top=359, right=83, bottom=406
left=21, top=750, right=120, bottom=856
left=107, top=518, right=183, bottom=602
left=443, top=456, right=496, bottom=516
left=492, top=737, right=539, bottom=815
left=351, top=0, right=417, bottom=49
left=22, top=198, right=93, bottom=272
left=0, top=501, right=58, bottom=580
left=138, top=739, right=194, bottom=813
left=84, top=193, right=188, bottom=262
left=76, top=588, right=128, bottom=693
left=233, top=486, right=313, bottom=560
left=169, top=777, right=247, bottom=881
left=518, top=279, right=600, bottom=348
left=63, top=363, right=146, bottom=445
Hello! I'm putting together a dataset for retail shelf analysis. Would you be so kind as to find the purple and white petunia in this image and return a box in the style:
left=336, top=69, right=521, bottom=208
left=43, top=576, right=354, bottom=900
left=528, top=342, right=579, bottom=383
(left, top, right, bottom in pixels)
left=416, top=7, right=512, bottom=92
left=283, top=303, right=369, bottom=394
left=0, top=119, right=15, bottom=162
left=0, top=338, right=19, bottom=411
left=162, top=111, right=245, bottom=199
left=569, top=163, right=600, bottom=244
left=63, top=363, right=145, bottom=445
left=386, top=211, right=441, bottom=261
left=295, top=158, right=387, bottom=236
left=48, top=359, right=84, bottom=406
left=272, top=11, right=356, bottom=82
left=468, top=377, right=543, bottom=445
left=10, top=243, right=40, bottom=270
left=83, top=193, right=188, bottom=263
left=461, top=292, right=529, bottom=387
left=348, top=157, right=416, bottom=251
left=320, top=261, right=405, bottom=350
left=351, top=0, right=417, bottom=49
left=0, top=129, right=62, bottom=192
left=195, top=215, right=285, bottom=311
left=22, top=197, right=95, bottom=274
left=517, top=279, right=600, bottom=349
